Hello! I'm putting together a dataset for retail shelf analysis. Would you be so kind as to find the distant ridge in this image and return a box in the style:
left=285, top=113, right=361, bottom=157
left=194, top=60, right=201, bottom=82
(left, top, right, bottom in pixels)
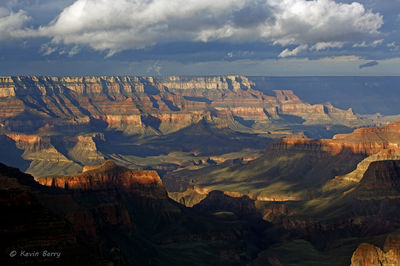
left=249, top=76, right=400, bottom=115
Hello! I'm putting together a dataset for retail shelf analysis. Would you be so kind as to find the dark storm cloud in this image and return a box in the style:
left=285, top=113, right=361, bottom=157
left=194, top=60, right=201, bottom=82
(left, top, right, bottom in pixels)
left=232, top=2, right=272, bottom=27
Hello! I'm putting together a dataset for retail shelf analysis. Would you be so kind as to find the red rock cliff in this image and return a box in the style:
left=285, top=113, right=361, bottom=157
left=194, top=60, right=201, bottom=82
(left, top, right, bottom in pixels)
left=0, top=75, right=362, bottom=135
left=37, top=160, right=163, bottom=192
left=271, top=121, right=400, bottom=156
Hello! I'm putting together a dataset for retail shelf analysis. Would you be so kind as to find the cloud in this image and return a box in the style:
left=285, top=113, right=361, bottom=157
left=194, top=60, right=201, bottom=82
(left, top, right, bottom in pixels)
left=310, top=42, right=344, bottom=51
left=359, top=60, right=379, bottom=69
left=146, top=61, right=162, bottom=76
left=0, top=8, right=30, bottom=40
left=68, top=45, right=80, bottom=56
left=40, top=43, right=57, bottom=56
left=264, top=0, right=382, bottom=46
left=279, top=44, right=308, bottom=57
left=353, top=39, right=383, bottom=47
left=6, top=0, right=384, bottom=57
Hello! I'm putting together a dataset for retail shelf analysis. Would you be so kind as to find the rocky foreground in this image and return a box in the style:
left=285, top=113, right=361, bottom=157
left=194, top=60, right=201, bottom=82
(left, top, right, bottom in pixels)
left=0, top=161, right=272, bottom=265
left=1, top=158, right=400, bottom=265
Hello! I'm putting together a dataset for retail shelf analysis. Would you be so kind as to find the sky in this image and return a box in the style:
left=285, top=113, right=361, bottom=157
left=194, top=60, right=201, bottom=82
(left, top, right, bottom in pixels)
left=0, top=0, right=399, bottom=76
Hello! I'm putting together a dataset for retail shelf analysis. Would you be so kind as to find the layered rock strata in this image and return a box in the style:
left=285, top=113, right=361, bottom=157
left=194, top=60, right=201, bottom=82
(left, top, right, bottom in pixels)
left=0, top=75, right=367, bottom=177
left=37, top=160, right=165, bottom=198
left=0, top=75, right=361, bottom=135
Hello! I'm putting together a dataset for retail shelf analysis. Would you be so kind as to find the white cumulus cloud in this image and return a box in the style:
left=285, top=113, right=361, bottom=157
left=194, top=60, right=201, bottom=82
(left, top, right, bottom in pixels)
left=0, top=8, right=30, bottom=40
left=353, top=39, right=383, bottom=48
left=5, top=0, right=384, bottom=57
left=311, top=42, right=344, bottom=51
left=279, top=44, right=308, bottom=57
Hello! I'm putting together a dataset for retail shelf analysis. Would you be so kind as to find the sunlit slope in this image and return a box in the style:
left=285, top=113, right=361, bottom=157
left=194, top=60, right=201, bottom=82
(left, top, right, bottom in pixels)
left=166, top=120, right=400, bottom=206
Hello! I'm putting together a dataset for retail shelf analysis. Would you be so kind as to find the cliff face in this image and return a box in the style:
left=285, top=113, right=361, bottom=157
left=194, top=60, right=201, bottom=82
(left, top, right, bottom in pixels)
left=255, top=121, right=400, bottom=194
left=0, top=75, right=367, bottom=177
left=0, top=132, right=106, bottom=177
left=0, top=75, right=360, bottom=134
left=37, top=161, right=165, bottom=197
left=326, top=149, right=400, bottom=191
left=36, top=161, right=173, bottom=243
left=273, top=122, right=400, bottom=156
left=359, top=160, right=400, bottom=191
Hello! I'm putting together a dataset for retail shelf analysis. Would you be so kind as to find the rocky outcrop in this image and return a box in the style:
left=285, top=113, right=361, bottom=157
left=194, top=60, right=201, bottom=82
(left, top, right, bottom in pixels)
left=350, top=231, right=400, bottom=266
left=267, top=121, right=400, bottom=159
left=350, top=243, right=388, bottom=266
left=193, top=190, right=263, bottom=221
left=1, top=132, right=107, bottom=177
left=5, top=133, right=70, bottom=162
left=326, top=149, right=400, bottom=191
left=32, top=161, right=172, bottom=244
left=37, top=161, right=165, bottom=198
left=168, top=186, right=210, bottom=207
left=351, top=160, right=400, bottom=201
left=256, top=202, right=300, bottom=222
left=359, top=160, right=400, bottom=190
left=66, top=133, right=105, bottom=165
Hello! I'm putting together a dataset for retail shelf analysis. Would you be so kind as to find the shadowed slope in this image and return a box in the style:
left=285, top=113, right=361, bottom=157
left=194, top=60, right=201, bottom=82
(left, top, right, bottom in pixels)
left=1, top=161, right=272, bottom=265
left=0, top=162, right=109, bottom=266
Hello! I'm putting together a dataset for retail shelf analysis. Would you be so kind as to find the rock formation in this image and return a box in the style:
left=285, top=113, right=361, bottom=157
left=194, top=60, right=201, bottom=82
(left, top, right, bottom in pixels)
left=1, top=74, right=400, bottom=264
left=0, top=161, right=270, bottom=265
left=166, top=122, right=400, bottom=253
left=351, top=231, right=400, bottom=266
left=0, top=75, right=369, bottom=177
left=0, top=75, right=362, bottom=134
left=37, top=160, right=165, bottom=197
left=0, top=162, right=110, bottom=265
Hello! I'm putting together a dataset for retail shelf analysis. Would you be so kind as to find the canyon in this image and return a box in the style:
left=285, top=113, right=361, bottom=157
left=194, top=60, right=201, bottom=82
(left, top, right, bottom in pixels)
left=165, top=121, right=400, bottom=265
left=1, top=75, right=400, bottom=265
left=2, top=154, right=400, bottom=265
left=166, top=120, right=400, bottom=202
left=0, top=75, right=369, bottom=177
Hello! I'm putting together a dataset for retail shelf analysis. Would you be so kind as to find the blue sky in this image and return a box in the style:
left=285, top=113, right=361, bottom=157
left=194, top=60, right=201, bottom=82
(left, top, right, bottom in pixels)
left=0, top=0, right=399, bottom=76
